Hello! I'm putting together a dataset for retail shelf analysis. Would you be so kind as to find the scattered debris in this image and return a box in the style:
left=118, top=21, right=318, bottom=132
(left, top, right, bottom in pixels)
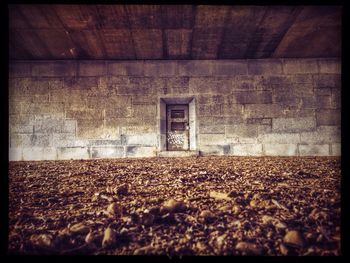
left=8, top=156, right=340, bottom=255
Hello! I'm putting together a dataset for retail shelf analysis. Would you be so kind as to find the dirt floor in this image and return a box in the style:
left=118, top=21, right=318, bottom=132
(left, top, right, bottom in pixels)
left=8, top=156, right=341, bottom=256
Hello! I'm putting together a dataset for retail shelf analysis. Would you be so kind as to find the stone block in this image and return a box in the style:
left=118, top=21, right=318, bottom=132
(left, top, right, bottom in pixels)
left=91, top=146, right=125, bottom=158
left=124, top=133, right=157, bottom=146
left=88, top=139, right=121, bottom=146
left=258, top=133, right=300, bottom=144
left=289, top=74, right=313, bottom=84
left=244, top=104, right=283, bottom=118
left=199, top=145, right=230, bottom=156
left=226, top=124, right=259, bottom=138
left=10, top=134, right=34, bottom=147
left=144, top=61, right=178, bottom=76
left=199, top=134, right=226, bottom=145
left=178, top=61, right=213, bottom=76
left=57, top=147, right=90, bottom=160
left=238, top=137, right=258, bottom=144
left=108, top=61, right=144, bottom=76
left=126, top=146, right=157, bottom=157
left=211, top=60, right=247, bottom=75
left=299, top=144, right=330, bottom=156
left=189, top=77, right=232, bottom=94
left=248, top=59, right=283, bottom=75
left=232, top=144, right=263, bottom=156
left=316, top=109, right=340, bottom=126
left=66, top=109, right=103, bottom=120
left=197, top=95, right=225, bottom=105
left=34, top=118, right=64, bottom=134
left=300, top=126, right=341, bottom=144
left=272, top=117, right=316, bottom=132
left=273, top=83, right=313, bottom=97
left=247, top=118, right=272, bottom=125
left=9, top=61, right=31, bottom=77
left=318, top=59, right=341, bottom=74
left=313, top=74, right=341, bottom=89
left=132, top=104, right=157, bottom=118
left=32, top=61, right=77, bottom=77
left=197, top=116, right=244, bottom=126
left=198, top=104, right=221, bottom=116
left=21, top=102, right=65, bottom=115
left=105, top=107, right=133, bottom=118
left=22, top=147, right=57, bottom=160
left=132, top=95, right=157, bottom=105
left=283, top=59, right=319, bottom=74
left=233, top=91, right=272, bottom=104
left=78, top=61, right=107, bottom=76
left=331, top=88, right=341, bottom=109
left=331, top=143, right=341, bottom=156
left=264, top=144, right=298, bottom=156
left=9, top=147, right=22, bottom=161
left=199, top=125, right=225, bottom=134
left=315, top=88, right=332, bottom=96
left=51, top=133, right=76, bottom=147
left=64, top=77, right=98, bottom=90
left=63, top=120, right=77, bottom=134
left=76, top=119, right=104, bottom=138
left=220, top=104, right=244, bottom=117
left=316, top=95, right=332, bottom=109
left=48, top=79, right=64, bottom=90
left=121, top=126, right=157, bottom=135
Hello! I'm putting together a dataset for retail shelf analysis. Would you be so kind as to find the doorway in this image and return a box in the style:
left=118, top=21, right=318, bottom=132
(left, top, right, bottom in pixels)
left=166, top=104, right=189, bottom=151
left=158, top=97, right=197, bottom=153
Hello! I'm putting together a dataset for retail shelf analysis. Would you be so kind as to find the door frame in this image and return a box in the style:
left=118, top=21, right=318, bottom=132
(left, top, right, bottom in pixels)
left=166, top=104, right=189, bottom=151
left=158, top=97, right=197, bottom=152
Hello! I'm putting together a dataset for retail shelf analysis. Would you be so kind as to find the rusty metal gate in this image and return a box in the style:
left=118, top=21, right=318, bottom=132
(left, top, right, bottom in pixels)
left=166, top=104, right=189, bottom=151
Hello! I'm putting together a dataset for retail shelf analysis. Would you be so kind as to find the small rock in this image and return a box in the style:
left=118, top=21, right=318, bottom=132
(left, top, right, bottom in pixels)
left=141, top=213, right=155, bottom=226
left=106, top=202, right=122, bottom=218
left=283, top=230, right=305, bottom=248
left=249, top=199, right=259, bottom=207
left=102, top=226, right=116, bottom=248
left=69, top=223, right=90, bottom=234
left=161, top=199, right=186, bottom=213
left=199, top=210, right=215, bottom=223
left=232, top=205, right=241, bottom=214
left=279, top=243, right=289, bottom=255
left=85, top=231, right=102, bottom=246
left=148, top=206, right=160, bottom=215
left=30, top=234, right=53, bottom=248
left=262, top=215, right=274, bottom=224
left=235, top=241, right=263, bottom=255
left=116, top=183, right=129, bottom=195
left=209, top=191, right=231, bottom=201
left=133, top=245, right=155, bottom=255
left=130, top=212, right=140, bottom=224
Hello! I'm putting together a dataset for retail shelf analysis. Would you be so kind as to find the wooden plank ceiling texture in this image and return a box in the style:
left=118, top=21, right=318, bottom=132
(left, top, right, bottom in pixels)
left=9, top=5, right=341, bottom=60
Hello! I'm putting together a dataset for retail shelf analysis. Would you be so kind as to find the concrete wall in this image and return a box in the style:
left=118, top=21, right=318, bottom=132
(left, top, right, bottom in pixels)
left=9, top=58, right=341, bottom=160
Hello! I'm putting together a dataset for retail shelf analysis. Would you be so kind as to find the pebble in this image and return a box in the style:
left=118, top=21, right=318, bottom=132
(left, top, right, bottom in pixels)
left=161, top=199, right=186, bottom=213
left=235, top=241, right=263, bottom=255
left=116, top=183, right=129, bottom=195
left=199, top=210, right=215, bottom=223
left=29, top=234, right=53, bottom=248
left=106, top=202, right=122, bottom=218
left=142, top=212, right=155, bottom=226
left=279, top=243, right=289, bottom=255
left=69, top=222, right=90, bottom=234
left=283, top=230, right=305, bottom=248
left=102, top=226, right=116, bottom=248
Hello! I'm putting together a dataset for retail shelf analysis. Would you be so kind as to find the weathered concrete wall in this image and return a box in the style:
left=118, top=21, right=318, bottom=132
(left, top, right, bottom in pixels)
left=9, top=58, right=341, bottom=160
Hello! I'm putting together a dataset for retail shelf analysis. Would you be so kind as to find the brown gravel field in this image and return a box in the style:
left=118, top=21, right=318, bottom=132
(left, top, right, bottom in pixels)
left=8, top=156, right=341, bottom=256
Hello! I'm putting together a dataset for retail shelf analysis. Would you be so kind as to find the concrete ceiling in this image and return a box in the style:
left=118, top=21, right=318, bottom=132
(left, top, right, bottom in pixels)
left=9, top=5, right=341, bottom=60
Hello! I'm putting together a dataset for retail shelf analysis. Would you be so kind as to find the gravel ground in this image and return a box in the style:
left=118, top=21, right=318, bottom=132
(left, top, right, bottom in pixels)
left=8, top=156, right=341, bottom=256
